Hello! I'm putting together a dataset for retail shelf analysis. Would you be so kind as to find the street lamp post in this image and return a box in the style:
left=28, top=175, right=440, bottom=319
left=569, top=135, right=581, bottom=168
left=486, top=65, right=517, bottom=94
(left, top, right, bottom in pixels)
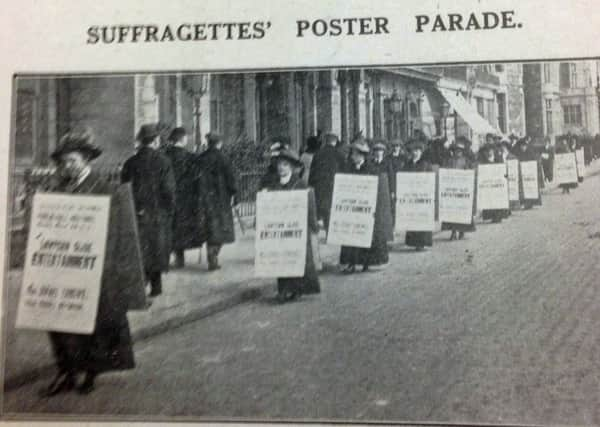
left=184, top=74, right=209, bottom=152
left=388, top=89, right=403, bottom=138
left=441, top=100, right=450, bottom=138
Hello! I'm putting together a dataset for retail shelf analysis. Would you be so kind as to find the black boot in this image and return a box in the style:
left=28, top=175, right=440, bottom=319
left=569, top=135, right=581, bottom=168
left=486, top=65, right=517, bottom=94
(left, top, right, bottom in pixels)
left=39, top=370, right=75, bottom=398
left=174, top=250, right=185, bottom=269
left=76, top=370, right=97, bottom=395
left=148, top=272, right=162, bottom=297
left=207, top=245, right=221, bottom=271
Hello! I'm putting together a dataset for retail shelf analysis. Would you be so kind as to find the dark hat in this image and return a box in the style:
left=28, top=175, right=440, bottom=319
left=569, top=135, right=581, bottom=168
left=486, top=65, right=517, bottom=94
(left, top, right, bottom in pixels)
left=51, top=130, right=102, bottom=162
left=205, top=132, right=221, bottom=145
left=273, top=148, right=302, bottom=167
left=350, top=137, right=370, bottom=154
left=372, top=141, right=387, bottom=151
left=136, top=123, right=160, bottom=143
left=168, top=127, right=187, bottom=142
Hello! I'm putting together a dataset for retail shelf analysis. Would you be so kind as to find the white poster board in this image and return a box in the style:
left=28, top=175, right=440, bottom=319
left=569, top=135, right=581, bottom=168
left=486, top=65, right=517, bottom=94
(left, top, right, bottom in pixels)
left=327, top=174, right=378, bottom=248
left=554, top=152, right=578, bottom=185
left=520, top=161, right=539, bottom=200
left=506, top=159, right=520, bottom=202
left=395, top=172, right=436, bottom=231
left=255, top=189, right=308, bottom=278
left=438, top=169, right=475, bottom=225
left=575, top=148, right=585, bottom=178
left=16, top=193, right=111, bottom=334
left=477, top=163, right=509, bottom=210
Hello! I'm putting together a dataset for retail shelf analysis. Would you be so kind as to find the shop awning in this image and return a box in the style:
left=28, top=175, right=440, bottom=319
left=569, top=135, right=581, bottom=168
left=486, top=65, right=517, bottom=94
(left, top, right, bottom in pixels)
left=438, top=88, right=499, bottom=136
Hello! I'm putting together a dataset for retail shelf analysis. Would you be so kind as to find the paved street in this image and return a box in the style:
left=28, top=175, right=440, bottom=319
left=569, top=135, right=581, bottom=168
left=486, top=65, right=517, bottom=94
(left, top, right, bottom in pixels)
left=5, top=171, right=600, bottom=425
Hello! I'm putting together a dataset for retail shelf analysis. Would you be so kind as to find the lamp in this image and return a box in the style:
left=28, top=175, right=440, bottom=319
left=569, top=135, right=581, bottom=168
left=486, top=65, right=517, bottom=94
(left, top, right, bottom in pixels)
left=441, top=100, right=450, bottom=137
left=184, top=74, right=209, bottom=152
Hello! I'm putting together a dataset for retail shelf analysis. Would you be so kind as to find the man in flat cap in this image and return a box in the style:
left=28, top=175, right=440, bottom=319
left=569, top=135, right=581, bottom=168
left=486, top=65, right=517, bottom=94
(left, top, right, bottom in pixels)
left=121, top=123, right=176, bottom=297
left=198, top=132, right=238, bottom=271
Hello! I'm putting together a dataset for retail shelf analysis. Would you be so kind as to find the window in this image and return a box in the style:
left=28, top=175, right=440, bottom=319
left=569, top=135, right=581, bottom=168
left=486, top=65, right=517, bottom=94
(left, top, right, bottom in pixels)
left=570, top=64, right=578, bottom=88
left=543, top=64, right=552, bottom=83
left=546, top=111, right=553, bottom=135
left=476, top=97, right=484, bottom=117
left=495, top=64, right=504, bottom=73
left=15, top=89, right=36, bottom=164
left=545, top=99, right=552, bottom=110
left=563, top=104, right=583, bottom=126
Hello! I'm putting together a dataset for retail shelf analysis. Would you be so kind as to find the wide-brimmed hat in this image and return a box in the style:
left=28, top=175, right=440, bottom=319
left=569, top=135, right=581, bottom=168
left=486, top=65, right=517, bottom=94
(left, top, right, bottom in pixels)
left=168, top=127, right=187, bottom=142
left=51, top=130, right=102, bottom=162
left=372, top=141, right=387, bottom=152
left=273, top=148, right=302, bottom=167
left=350, top=138, right=370, bottom=154
left=136, top=123, right=160, bottom=142
left=205, top=132, right=221, bottom=145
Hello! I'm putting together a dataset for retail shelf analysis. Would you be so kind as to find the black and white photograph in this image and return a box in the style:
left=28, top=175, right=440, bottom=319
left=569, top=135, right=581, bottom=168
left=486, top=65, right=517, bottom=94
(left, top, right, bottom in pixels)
left=3, top=59, right=600, bottom=425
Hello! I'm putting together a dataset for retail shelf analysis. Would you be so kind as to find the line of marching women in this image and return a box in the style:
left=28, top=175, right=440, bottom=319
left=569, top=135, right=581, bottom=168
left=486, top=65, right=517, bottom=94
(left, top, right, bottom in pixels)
left=279, top=129, right=590, bottom=289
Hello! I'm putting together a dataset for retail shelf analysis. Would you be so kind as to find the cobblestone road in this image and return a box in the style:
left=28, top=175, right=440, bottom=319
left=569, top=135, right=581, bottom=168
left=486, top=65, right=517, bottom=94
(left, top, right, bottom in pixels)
left=5, top=171, right=600, bottom=425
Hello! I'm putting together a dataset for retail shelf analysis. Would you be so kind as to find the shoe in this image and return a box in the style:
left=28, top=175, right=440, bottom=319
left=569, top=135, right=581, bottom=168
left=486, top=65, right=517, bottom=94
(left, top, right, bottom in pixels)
left=415, top=246, right=425, bottom=252
left=361, top=265, right=370, bottom=272
left=342, top=265, right=356, bottom=274
left=148, top=290, right=162, bottom=298
left=39, top=372, right=75, bottom=398
left=208, top=264, right=221, bottom=271
left=76, top=372, right=96, bottom=395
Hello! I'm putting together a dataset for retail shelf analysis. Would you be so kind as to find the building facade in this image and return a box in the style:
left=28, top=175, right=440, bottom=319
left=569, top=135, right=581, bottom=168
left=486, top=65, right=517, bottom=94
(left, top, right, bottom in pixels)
left=558, top=60, right=600, bottom=137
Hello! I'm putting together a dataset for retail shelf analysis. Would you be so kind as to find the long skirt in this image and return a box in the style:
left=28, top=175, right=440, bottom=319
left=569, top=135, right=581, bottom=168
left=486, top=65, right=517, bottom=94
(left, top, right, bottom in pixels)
left=277, top=236, right=320, bottom=296
left=405, top=231, right=433, bottom=248
left=49, top=312, right=134, bottom=374
left=482, top=209, right=509, bottom=222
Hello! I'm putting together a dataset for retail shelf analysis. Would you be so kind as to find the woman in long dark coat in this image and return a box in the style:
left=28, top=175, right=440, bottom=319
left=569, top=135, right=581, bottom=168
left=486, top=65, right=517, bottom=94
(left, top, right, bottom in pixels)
left=200, top=132, right=238, bottom=270
left=162, top=127, right=208, bottom=268
left=402, top=139, right=434, bottom=250
left=514, top=139, right=542, bottom=209
left=441, top=138, right=476, bottom=240
left=41, top=131, right=135, bottom=397
left=263, top=149, right=321, bottom=302
left=339, top=139, right=391, bottom=273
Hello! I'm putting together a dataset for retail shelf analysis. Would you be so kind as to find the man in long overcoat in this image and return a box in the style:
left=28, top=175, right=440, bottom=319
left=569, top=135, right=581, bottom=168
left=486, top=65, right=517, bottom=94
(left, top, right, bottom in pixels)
left=308, top=133, right=346, bottom=231
left=162, top=127, right=207, bottom=268
left=40, top=130, right=136, bottom=397
left=121, top=123, right=176, bottom=297
left=199, top=132, right=238, bottom=270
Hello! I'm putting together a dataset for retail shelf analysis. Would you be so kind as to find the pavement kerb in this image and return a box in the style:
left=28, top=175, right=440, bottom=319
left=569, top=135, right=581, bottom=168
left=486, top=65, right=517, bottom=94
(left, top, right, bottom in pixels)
left=4, top=280, right=271, bottom=392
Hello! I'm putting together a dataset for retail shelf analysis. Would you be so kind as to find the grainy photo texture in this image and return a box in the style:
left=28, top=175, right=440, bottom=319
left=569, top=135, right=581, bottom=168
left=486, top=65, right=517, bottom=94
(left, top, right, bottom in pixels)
left=4, top=61, right=600, bottom=425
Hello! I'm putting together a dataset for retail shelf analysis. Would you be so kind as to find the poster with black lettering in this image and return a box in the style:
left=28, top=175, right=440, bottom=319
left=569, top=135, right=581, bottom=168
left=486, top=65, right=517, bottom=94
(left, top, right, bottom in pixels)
left=15, top=193, right=110, bottom=334
left=255, top=189, right=307, bottom=278
left=554, top=152, right=579, bottom=185
left=438, top=169, right=475, bottom=225
left=520, top=161, right=540, bottom=200
left=327, top=174, right=378, bottom=248
left=476, top=164, right=509, bottom=210
left=395, top=172, right=436, bottom=231
left=507, top=159, right=521, bottom=202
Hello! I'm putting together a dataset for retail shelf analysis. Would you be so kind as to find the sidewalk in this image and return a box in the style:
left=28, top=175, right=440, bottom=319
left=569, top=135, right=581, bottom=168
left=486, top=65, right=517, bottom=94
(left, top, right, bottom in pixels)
left=5, top=159, right=599, bottom=391
left=3, top=221, right=342, bottom=391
